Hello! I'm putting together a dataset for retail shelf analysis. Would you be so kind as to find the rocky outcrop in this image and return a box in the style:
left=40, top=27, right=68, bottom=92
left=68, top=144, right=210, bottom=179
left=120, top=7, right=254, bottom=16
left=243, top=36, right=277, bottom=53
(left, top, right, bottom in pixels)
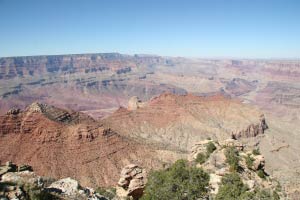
left=0, top=161, right=17, bottom=176
left=104, top=93, right=267, bottom=151
left=26, top=102, right=47, bottom=113
left=190, top=139, right=216, bottom=161
left=0, top=104, right=165, bottom=188
left=252, top=155, right=265, bottom=171
left=47, top=177, right=107, bottom=199
left=116, top=164, right=147, bottom=200
left=219, top=138, right=244, bottom=150
left=0, top=162, right=108, bottom=200
left=47, top=177, right=81, bottom=196
left=6, top=108, right=21, bottom=115
left=232, top=114, right=268, bottom=139
left=127, top=96, right=146, bottom=110
left=190, top=139, right=284, bottom=198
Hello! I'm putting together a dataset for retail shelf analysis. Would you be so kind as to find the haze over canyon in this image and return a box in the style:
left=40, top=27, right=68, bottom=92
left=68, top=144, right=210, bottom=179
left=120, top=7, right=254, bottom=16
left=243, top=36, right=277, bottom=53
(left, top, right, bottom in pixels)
left=0, top=53, right=300, bottom=199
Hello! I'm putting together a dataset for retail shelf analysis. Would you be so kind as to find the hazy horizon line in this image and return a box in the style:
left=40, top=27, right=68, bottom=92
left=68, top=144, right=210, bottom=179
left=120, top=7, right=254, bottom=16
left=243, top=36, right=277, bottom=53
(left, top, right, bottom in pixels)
left=1, top=52, right=299, bottom=61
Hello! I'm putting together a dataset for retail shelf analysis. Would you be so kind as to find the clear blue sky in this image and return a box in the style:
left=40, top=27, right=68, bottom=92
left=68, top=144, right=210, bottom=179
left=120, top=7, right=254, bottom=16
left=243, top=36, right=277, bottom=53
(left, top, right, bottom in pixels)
left=0, top=0, right=299, bottom=58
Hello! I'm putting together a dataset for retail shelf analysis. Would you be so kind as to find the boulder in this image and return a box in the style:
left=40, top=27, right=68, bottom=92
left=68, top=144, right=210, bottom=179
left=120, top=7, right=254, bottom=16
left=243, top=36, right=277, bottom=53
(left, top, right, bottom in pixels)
left=3, top=186, right=25, bottom=200
left=26, top=102, right=46, bottom=113
left=128, top=96, right=145, bottom=110
left=245, top=180, right=255, bottom=190
left=0, top=162, right=17, bottom=177
left=47, top=177, right=108, bottom=200
left=1, top=171, right=43, bottom=187
left=209, top=173, right=222, bottom=194
left=252, top=155, right=265, bottom=171
left=117, top=164, right=147, bottom=200
left=220, top=139, right=244, bottom=151
left=47, top=177, right=81, bottom=196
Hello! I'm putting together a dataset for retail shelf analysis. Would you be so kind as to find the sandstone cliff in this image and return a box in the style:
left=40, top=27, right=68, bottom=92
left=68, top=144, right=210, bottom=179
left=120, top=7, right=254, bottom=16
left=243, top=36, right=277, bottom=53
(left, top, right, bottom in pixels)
left=103, top=93, right=268, bottom=151
left=0, top=103, right=176, bottom=188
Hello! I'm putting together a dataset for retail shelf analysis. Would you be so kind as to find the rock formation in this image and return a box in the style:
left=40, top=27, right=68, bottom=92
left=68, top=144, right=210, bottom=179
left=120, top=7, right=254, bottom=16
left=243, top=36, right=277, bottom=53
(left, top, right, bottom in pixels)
left=232, top=114, right=268, bottom=139
left=104, top=93, right=268, bottom=151
left=0, top=162, right=108, bottom=200
left=127, top=96, right=146, bottom=110
left=0, top=104, right=169, bottom=188
left=116, top=164, right=147, bottom=200
left=190, top=139, right=283, bottom=198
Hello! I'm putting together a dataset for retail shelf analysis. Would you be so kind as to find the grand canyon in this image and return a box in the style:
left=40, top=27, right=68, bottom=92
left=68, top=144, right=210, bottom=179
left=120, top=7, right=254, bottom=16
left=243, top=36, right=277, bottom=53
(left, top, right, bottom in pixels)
left=0, top=53, right=299, bottom=199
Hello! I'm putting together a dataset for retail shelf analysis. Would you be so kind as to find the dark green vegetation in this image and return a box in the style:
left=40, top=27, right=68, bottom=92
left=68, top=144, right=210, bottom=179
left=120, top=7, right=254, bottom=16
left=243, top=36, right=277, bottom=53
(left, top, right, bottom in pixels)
left=252, top=148, right=260, bottom=155
left=195, top=141, right=217, bottom=165
left=245, top=154, right=254, bottom=169
left=195, top=152, right=207, bottom=164
left=257, top=169, right=266, bottom=179
left=95, top=187, right=116, bottom=200
left=141, top=159, right=210, bottom=200
left=206, top=142, right=217, bottom=155
left=215, top=173, right=280, bottom=200
left=215, top=173, right=248, bottom=200
left=225, top=146, right=240, bottom=172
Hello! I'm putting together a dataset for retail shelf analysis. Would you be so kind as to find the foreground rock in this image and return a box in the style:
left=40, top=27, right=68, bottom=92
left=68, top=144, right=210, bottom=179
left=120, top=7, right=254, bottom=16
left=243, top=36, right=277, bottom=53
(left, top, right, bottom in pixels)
left=190, top=139, right=285, bottom=198
left=116, top=164, right=147, bottom=200
left=0, top=162, right=108, bottom=200
left=47, top=178, right=107, bottom=200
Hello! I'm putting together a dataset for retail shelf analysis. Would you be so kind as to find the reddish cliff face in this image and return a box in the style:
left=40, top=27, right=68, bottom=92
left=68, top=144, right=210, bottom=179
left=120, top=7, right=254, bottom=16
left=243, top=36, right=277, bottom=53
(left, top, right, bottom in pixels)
left=103, top=93, right=267, bottom=151
left=0, top=93, right=268, bottom=188
left=0, top=103, right=165, bottom=188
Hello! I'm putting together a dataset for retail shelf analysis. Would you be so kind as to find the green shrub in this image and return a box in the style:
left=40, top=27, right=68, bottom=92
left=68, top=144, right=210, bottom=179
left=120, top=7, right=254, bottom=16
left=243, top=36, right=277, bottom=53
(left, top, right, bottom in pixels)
left=23, top=183, right=58, bottom=200
left=245, top=154, right=254, bottom=169
left=252, top=148, right=260, bottom=155
left=225, top=146, right=240, bottom=172
left=215, top=173, right=248, bottom=200
left=206, top=142, right=217, bottom=155
left=216, top=175, right=281, bottom=200
left=141, top=159, right=210, bottom=200
left=195, top=142, right=217, bottom=165
left=95, top=187, right=116, bottom=199
left=257, top=169, right=266, bottom=179
left=253, top=189, right=272, bottom=199
left=240, top=188, right=280, bottom=200
left=273, top=191, right=280, bottom=200
left=275, top=181, right=282, bottom=192
left=196, top=152, right=207, bottom=164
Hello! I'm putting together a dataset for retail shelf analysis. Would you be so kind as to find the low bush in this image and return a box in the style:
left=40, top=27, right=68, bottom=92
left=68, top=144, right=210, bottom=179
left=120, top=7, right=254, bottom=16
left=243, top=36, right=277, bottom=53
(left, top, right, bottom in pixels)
left=206, top=141, right=217, bottom=155
left=215, top=173, right=248, bottom=200
left=141, top=159, right=210, bottom=200
left=196, top=152, right=207, bottom=164
left=252, top=148, right=260, bottom=155
left=95, top=187, right=116, bottom=199
left=257, top=169, right=266, bottom=179
left=225, top=146, right=240, bottom=172
left=245, top=154, right=254, bottom=169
